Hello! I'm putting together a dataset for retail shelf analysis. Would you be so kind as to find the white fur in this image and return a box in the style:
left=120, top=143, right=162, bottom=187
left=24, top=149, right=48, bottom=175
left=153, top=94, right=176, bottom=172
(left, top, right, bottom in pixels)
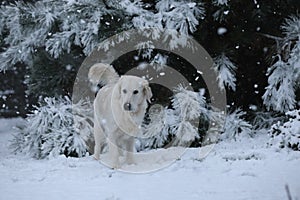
left=88, top=63, right=119, bottom=85
left=88, top=63, right=152, bottom=168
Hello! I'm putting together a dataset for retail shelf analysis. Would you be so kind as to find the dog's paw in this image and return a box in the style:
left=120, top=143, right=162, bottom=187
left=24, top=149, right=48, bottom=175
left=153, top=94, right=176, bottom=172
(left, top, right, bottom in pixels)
left=111, top=164, right=120, bottom=170
left=126, top=158, right=135, bottom=166
left=110, top=159, right=121, bottom=169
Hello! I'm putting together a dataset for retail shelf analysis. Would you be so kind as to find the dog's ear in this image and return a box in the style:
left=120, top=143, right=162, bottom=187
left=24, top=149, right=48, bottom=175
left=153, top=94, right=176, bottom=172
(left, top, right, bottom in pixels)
left=142, top=81, right=152, bottom=103
left=113, top=76, right=123, bottom=99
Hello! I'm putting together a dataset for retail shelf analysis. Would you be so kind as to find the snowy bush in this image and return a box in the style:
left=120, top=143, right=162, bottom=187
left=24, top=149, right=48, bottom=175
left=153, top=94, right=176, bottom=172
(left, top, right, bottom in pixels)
left=268, top=109, right=300, bottom=151
left=263, top=15, right=300, bottom=113
left=11, top=96, right=93, bottom=159
left=220, top=109, right=252, bottom=141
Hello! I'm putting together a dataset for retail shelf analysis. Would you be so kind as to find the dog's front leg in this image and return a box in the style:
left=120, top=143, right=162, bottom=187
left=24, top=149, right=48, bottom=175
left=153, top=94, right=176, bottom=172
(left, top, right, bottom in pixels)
left=125, top=137, right=135, bottom=165
left=108, top=136, right=121, bottom=169
left=93, top=121, right=105, bottom=160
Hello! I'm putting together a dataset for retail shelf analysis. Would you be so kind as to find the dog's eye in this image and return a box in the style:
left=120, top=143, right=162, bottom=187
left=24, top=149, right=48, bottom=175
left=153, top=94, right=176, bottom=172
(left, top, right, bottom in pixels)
left=122, top=89, right=127, bottom=94
left=133, top=90, right=139, bottom=94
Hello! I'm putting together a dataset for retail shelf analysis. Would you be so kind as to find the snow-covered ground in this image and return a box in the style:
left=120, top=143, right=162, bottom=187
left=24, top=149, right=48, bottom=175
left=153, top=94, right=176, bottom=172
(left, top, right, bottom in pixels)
left=0, top=118, right=299, bottom=200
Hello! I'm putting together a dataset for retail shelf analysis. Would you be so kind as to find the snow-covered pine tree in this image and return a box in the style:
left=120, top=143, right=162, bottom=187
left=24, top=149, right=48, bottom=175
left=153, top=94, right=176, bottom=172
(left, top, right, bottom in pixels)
left=171, top=86, right=209, bottom=146
left=213, top=53, right=237, bottom=91
left=262, top=15, right=300, bottom=113
left=11, top=96, right=93, bottom=159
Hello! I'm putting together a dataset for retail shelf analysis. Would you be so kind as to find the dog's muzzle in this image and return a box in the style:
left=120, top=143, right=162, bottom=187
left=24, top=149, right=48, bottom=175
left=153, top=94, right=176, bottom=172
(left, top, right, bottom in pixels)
left=123, top=103, right=132, bottom=111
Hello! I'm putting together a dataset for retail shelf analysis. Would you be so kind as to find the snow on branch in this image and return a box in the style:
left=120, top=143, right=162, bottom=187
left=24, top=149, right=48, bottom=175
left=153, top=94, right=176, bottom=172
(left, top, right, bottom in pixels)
left=0, top=1, right=62, bottom=70
left=122, top=0, right=205, bottom=51
left=172, top=86, right=207, bottom=121
left=150, top=53, right=168, bottom=71
left=135, top=41, right=155, bottom=59
left=125, top=0, right=205, bottom=35
left=281, top=15, right=300, bottom=41
left=213, top=53, right=237, bottom=91
left=118, top=0, right=146, bottom=16
left=212, top=0, right=229, bottom=22
left=45, top=31, right=74, bottom=59
left=155, top=1, right=205, bottom=35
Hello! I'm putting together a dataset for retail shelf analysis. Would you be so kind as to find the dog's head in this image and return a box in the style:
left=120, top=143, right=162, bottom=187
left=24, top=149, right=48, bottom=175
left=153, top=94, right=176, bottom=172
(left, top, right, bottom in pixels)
left=115, top=75, right=152, bottom=112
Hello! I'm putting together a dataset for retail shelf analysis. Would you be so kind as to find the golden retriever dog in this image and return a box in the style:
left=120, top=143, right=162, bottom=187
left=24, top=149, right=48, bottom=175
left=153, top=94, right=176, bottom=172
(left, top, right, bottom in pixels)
left=88, top=63, right=152, bottom=168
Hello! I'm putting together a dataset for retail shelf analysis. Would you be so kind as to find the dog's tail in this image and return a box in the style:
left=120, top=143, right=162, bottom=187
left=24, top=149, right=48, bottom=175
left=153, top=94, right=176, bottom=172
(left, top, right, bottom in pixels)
left=88, top=63, right=119, bottom=86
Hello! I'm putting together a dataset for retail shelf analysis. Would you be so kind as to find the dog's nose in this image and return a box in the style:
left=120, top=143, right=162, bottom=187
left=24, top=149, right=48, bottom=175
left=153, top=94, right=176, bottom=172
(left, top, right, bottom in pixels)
left=123, top=103, right=132, bottom=111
